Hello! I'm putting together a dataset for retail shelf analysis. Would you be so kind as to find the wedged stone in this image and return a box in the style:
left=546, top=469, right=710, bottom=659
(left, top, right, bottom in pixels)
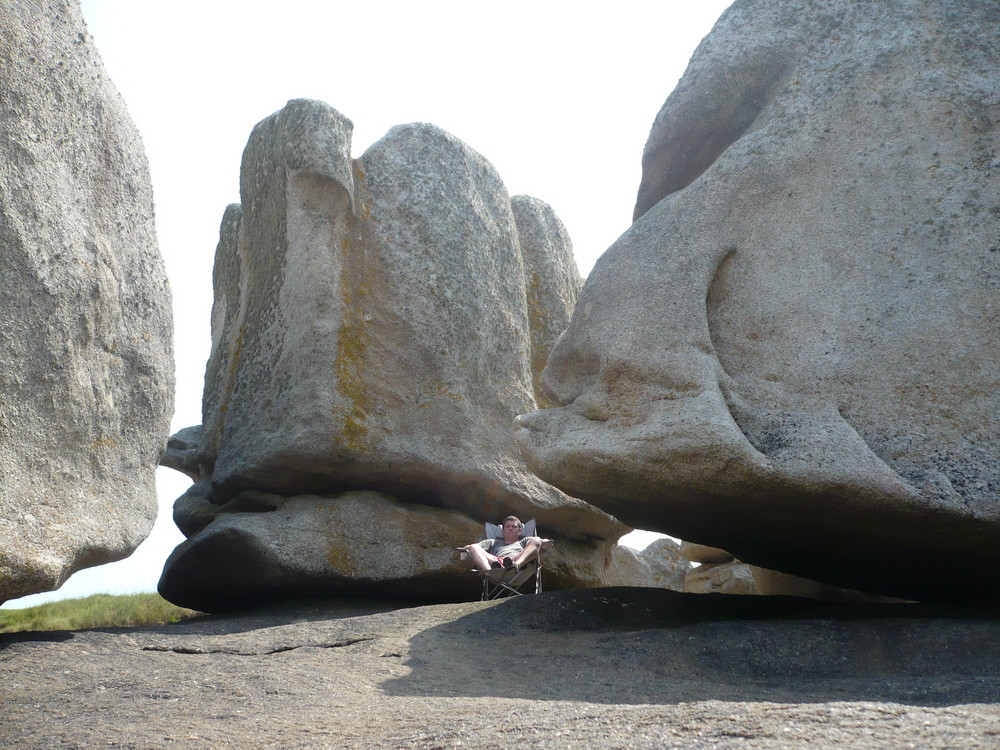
left=603, top=538, right=690, bottom=590
left=161, top=426, right=205, bottom=483
left=746, top=566, right=908, bottom=603
left=516, top=0, right=1000, bottom=603
left=678, top=542, right=906, bottom=601
left=171, top=481, right=217, bottom=538
left=0, top=1, right=173, bottom=601
left=158, top=491, right=610, bottom=612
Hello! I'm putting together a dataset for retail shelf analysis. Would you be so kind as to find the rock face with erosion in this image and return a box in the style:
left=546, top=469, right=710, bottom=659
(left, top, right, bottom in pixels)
left=516, top=0, right=1000, bottom=603
left=602, top=537, right=691, bottom=591
left=159, top=100, right=623, bottom=610
left=0, top=1, right=174, bottom=602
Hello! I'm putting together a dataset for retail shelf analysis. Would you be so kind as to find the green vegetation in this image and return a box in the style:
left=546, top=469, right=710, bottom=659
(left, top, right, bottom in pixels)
left=0, top=593, right=201, bottom=633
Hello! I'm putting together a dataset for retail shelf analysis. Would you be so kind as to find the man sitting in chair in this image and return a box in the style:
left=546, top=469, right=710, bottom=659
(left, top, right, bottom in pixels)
left=463, top=516, right=551, bottom=572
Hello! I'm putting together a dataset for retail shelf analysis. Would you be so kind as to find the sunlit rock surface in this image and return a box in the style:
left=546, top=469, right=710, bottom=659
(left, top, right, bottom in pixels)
left=516, top=0, right=1000, bottom=603
left=603, top=538, right=691, bottom=591
left=511, top=195, right=583, bottom=407
left=0, top=0, right=173, bottom=601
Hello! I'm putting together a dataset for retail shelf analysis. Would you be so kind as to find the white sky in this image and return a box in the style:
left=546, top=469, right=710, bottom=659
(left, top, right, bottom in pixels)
left=5, top=0, right=731, bottom=608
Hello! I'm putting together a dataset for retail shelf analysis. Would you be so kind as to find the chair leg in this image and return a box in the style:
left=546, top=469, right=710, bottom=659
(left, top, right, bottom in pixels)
left=479, top=569, right=531, bottom=600
left=477, top=563, right=543, bottom=600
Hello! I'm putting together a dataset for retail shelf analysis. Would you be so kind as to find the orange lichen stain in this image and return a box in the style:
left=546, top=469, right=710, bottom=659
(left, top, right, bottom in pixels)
left=90, top=437, right=117, bottom=451
left=207, top=324, right=245, bottom=456
left=352, top=163, right=373, bottom=220
left=434, top=383, right=463, bottom=401
left=327, top=539, right=356, bottom=575
left=226, top=326, right=245, bottom=386
left=525, top=272, right=556, bottom=407
left=415, top=383, right=465, bottom=409
left=334, top=230, right=374, bottom=452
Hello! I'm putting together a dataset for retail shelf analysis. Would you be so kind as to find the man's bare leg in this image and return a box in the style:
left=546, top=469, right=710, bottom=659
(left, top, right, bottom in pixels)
left=464, top=543, right=498, bottom=572
left=511, top=537, right=552, bottom=569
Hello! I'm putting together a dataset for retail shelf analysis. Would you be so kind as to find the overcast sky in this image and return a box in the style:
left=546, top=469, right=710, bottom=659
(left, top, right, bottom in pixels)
left=5, top=0, right=733, bottom=608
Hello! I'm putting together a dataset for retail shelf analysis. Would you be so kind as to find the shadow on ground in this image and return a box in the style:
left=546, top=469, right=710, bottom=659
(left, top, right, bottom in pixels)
left=380, top=587, right=1000, bottom=706
left=3, top=588, right=998, bottom=710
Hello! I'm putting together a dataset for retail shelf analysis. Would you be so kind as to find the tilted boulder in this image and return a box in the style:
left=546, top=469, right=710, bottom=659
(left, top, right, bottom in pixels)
left=516, top=0, right=1000, bottom=603
left=0, top=1, right=173, bottom=602
left=160, top=100, right=624, bottom=609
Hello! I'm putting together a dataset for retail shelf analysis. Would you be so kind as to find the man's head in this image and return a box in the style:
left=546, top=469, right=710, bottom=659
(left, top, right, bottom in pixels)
left=501, top=515, right=523, bottom=542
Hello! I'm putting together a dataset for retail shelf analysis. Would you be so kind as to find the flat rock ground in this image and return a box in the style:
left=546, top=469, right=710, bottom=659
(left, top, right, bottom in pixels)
left=3, top=588, right=999, bottom=749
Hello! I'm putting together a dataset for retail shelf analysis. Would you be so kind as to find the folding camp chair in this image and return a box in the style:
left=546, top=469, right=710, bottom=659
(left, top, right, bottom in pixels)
left=478, top=564, right=540, bottom=600
left=456, top=519, right=550, bottom=600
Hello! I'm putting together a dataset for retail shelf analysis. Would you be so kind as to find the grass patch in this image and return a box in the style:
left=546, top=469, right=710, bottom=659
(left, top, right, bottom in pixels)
left=0, top=593, right=201, bottom=633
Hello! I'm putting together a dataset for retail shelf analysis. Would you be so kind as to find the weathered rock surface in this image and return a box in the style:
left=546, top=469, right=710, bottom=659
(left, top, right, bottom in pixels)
left=516, top=0, right=1000, bottom=603
left=511, top=194, right=583, bottom=407
left=161, top=100, right=622, bottom=609
left=160, top=491, right=484, bottom=611
left=603, top=537, right=690, bottom=590
left=0, top=1, right=173, bottom=601
left=686, top=560, right=759, bottom=596
left=4, top=591, right=1000, bottom=748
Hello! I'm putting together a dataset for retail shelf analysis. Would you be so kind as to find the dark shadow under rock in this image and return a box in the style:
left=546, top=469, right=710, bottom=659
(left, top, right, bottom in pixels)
left=383, top=588, right=1000, bottom=706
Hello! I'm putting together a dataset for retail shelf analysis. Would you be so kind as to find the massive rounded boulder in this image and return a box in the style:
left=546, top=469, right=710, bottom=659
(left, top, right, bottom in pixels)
left=160, top=100, right=623, bottom=609
left=0, top=1, right=173, bottom=602
left=516, top=0, right=1000, bottom=603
